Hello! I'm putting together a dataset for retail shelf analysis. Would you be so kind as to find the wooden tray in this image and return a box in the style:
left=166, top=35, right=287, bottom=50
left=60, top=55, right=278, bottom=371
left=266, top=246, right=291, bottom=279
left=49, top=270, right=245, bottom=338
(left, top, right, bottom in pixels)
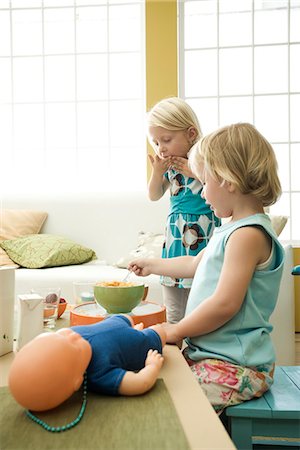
left=70, top=301, right=166, bottom=328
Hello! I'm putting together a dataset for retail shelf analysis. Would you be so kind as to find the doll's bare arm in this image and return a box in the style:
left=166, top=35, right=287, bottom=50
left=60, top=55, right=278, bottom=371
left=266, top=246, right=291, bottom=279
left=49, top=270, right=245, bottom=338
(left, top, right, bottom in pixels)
left=118, top=350, right=164, bottom=396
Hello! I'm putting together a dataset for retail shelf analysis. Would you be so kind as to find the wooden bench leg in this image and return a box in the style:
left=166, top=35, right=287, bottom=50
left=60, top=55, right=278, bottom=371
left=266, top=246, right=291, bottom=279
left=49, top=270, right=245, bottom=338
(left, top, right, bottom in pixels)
left=230, top=417, right=253, bottom=450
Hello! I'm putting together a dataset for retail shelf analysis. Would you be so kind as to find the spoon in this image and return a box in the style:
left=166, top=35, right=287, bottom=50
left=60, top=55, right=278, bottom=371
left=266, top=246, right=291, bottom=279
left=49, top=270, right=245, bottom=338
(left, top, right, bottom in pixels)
left=122, top=269, right=132, bottom=283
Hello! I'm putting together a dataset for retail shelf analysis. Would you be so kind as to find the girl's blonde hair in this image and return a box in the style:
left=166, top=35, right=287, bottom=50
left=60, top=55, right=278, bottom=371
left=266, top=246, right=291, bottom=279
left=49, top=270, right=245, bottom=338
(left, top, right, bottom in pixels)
left=190, top=123, right=281, bottom=207
left=147, top=97, right=202, bottom=143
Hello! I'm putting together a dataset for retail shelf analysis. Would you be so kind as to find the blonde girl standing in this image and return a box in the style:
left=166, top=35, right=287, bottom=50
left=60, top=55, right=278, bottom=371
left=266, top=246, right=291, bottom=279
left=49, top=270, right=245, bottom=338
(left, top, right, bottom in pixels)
left=147, top=97, right=220, bottom=323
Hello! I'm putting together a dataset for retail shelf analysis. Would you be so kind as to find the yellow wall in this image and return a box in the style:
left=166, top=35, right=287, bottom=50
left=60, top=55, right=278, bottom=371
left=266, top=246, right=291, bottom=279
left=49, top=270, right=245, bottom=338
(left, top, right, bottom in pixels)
left=294, top=248, right=300, bottom=331
left=145, top=0, right=178, bottom=179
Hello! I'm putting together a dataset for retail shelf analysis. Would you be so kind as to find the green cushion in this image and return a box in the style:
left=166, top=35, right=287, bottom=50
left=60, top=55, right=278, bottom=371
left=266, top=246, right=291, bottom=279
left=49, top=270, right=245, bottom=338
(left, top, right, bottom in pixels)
left=0, top=234, right=96, bottom=269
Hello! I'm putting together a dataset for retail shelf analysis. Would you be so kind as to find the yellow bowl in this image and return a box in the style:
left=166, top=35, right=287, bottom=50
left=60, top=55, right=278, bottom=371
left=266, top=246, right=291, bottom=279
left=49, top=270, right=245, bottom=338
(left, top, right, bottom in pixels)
left=94, top=282, right=145, bottom=314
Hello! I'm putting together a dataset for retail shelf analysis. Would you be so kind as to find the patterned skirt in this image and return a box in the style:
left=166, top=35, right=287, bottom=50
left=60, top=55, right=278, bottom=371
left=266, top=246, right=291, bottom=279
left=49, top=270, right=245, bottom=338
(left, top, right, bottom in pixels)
left=161, top=211, right=220, bottom=288
left=183, top=348, right=275, bottom=414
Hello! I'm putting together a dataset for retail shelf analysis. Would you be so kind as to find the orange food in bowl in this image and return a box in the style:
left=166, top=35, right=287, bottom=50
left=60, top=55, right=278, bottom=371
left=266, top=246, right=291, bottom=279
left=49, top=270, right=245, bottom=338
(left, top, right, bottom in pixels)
left=96, top=281, right=135, bottom=287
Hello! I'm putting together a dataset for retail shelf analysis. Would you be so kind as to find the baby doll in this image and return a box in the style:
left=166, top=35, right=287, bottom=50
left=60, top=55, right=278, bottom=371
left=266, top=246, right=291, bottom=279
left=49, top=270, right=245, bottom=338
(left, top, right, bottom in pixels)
left=9, top=315, right=166, bottom=412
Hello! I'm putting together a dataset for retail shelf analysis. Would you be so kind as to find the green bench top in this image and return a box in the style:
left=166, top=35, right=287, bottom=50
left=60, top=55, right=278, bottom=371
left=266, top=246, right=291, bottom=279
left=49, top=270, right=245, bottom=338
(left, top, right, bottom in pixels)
left=226, top=366, right=300, bottom=420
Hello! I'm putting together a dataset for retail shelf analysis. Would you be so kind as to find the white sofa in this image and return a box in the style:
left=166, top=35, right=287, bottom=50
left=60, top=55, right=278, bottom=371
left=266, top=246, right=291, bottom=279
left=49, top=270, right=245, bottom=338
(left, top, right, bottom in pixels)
left=2, top=192, right=295, bottom=365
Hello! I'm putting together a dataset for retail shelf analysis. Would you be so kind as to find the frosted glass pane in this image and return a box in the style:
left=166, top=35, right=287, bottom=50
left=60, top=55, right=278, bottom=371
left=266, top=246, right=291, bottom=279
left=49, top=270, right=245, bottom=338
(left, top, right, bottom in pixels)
left=254, top=95, right=288, bottom=142
left=219, top=48, right=252, bottom=95
left=45, top=104, right=76, bottom=149
left=45, top=56, right=75, bottom=101
left=77, top=102, right=109, bottom=148
left=272, top=144, right=289, bottom=192
left=12, top=10, right=42, bottom=55
left=290, top=45, right=300, bottom=92
left=13, top=57, right=43, bottom=102
left=44, top=8, right=74, bottom=54
left=0, top=105, right=12, bottom=150
left=78, top=148, right=109, bottom=191
left=219, top=97, right=253, bottom=126
left=76, top=6, right=107, bottom=53
left=109, top=4, right=141, bottom=52
left=77, top=55, right=108, bottom=101
left=110, top=100, right=143, bottom=147
left=185, top=50, right=218, bottom=97
left=111, top=147, right=146, bottom=190
left=12, top=0, right=42, bottom=7
left=290, top=1, right=300, bottom=41
left=291, top=194, right=300, bottom=241
left=0, top=1, right=9, bottom=6
left=44, top=0, right=73, bottom=5
left=291, top=144, right=300, bottom=190
left=0, top=59, right=11, bottom=103
left=219, top=0, right=252, bottom=12
left=254, top=8, right=288, bottom=44
left=0, top=11, right=10, bottom=56
left=291, top=94, right=300, bottom=141
left=254, top=46, right=287, bottom=94
left=184, top=1, right=217, bottom=49
left=219, top=11, right=252, bottom=46
left=109, top=53, right=142, bottom=99
left=13, top=104, right=44, bottom=149
left=76, top=0, right=106, bottom=4
left=188, top=98, right=218, bottom=134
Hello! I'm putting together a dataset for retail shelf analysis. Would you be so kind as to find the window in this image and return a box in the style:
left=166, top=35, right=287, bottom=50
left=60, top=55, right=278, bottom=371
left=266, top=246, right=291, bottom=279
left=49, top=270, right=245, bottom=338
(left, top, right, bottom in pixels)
left=0, top=0, right=145, bottom=194
left=179, top=0, right=300, bottom=243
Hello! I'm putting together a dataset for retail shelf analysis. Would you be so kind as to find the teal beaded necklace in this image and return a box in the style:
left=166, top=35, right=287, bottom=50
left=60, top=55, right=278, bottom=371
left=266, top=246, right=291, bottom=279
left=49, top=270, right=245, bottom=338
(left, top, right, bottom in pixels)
left=26, top=372, right=87, bottom=432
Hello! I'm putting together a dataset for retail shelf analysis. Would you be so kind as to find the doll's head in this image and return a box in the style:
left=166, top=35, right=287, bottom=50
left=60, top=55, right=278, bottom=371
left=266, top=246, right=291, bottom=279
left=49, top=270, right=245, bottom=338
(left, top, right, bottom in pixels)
left=8, top=329, right=92, bottom=411
left=147, top=97, right=202, bottom=158
left=190, top=122, right=281, bottom=207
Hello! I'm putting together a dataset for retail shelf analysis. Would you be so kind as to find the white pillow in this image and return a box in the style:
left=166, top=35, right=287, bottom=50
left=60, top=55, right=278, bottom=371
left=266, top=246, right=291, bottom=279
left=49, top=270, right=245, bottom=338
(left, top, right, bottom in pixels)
left=269, top=215, right=288, bottom=237
left=116, top=231, right=164, bottom=269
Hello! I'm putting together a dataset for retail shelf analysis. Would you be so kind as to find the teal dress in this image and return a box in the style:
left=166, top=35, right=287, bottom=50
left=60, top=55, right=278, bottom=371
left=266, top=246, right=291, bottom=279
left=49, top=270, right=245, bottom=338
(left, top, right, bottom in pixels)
left=161, top=168, right=220, bottom=289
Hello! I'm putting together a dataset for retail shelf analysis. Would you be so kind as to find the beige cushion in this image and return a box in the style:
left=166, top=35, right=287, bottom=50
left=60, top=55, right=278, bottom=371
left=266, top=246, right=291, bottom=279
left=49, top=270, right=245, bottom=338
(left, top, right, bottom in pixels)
left=0, top=209, right=48, bottom=267
left=269, top=215, right=288, bottom=237
left=116, top=231, right=164, bottom=268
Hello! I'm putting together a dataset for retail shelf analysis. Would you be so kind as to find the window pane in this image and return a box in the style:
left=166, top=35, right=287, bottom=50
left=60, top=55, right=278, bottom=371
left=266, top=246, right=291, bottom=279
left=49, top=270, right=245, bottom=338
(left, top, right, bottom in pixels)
left=184, top=0, right=217, bottom=49
left=12, top=9, right=43, bottom=55
left=219, top=10, right=252, bottom=46
left=254, top=46, right=288, bottom=94
left=0, top=105, right=12, bottom=151
left=13, top=57, right=43, bottom=102
left=14, top=104, right=44, bottom=150
left=185, top=49, right=217, bottom=97
left=76, top=6, right=107, bottom=53
left=110, top=100, right=143, bottom=147
left=77, top=102, right=109, bottom=148
left=188, top=98, right=218, bottom=134
left=291, top=94, right=300, bottom=142
left=0, top=10, right=11, bottom=56
left=44, top=8, right=74, bottom=54
left=291, top=144, right=300, bottom=190
left=220, top=97, right=253, bottom=126
left=109, top=53, right=142, bottom=99
left=219, top=48, right=252, bottom=95
left=111, top=146, right=146, bottom=191
left=0, top=59, right=11, bottom=103
left=273, top=144, right=289, bottom=192
left=109, top=4, right=141, bottom=52
left=77, top=55, right=108, bottom=101
left=290, top=0, right=300, bottom=42
left=45, top=103, right=76, bottom=149
left=254, top=4, right=288, bottom=44
left=45, top=55, right=75, bottom=102
left=290, top=44, right=300, bottom=92
left=254, top=95, right=288, bottom=142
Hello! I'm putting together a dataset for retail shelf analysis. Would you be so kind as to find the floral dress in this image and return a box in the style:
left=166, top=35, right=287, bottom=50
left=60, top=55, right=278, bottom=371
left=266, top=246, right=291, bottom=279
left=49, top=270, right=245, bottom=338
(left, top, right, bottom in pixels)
left=161, top=168, right=220, bottom=289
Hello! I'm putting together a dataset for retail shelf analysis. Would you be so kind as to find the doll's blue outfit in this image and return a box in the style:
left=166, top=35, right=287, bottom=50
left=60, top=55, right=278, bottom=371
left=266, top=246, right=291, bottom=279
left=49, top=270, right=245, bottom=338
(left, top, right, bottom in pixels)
left=72, top=315, right=162, bottom=395
left=185, top=213, right=285, bottom=367
left=162, top=167, right=220, bottom=288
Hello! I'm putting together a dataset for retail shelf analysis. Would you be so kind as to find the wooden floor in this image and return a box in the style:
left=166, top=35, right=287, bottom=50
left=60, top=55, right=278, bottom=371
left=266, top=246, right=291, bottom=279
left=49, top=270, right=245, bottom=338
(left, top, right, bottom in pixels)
left=296, top=333, right=300, bottom=365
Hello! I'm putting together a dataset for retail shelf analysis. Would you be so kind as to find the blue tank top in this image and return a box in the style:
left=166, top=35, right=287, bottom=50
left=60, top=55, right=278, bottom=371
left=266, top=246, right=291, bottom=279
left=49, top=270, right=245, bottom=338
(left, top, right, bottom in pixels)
left=185, top=214, right=285, bottom=367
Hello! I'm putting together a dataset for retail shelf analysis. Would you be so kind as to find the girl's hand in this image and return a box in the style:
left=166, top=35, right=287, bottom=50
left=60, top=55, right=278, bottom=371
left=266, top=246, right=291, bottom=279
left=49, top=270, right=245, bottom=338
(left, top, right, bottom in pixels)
left=170, top=156, right=196, bottom=179
left=148, top=154, right=171, bottom=175
left=145, top=349, right=164, bottom=370
left=161, top=322, right=183, bottom=344
left=128, top=259, right=152, bottom=277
